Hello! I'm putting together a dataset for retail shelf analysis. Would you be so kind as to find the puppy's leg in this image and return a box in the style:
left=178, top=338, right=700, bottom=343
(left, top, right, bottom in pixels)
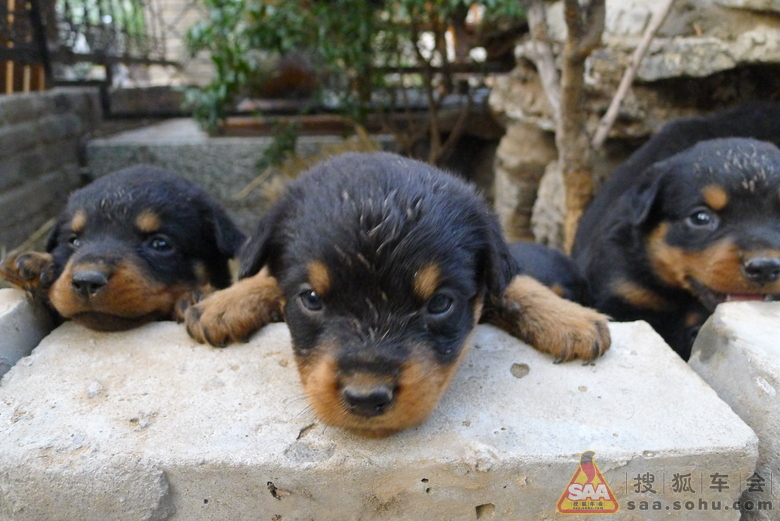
left=184, top=268, right=284, bottom=347
left=0, top=251, right=57, bottom=301
left=486, top=275, right=611, bottom=363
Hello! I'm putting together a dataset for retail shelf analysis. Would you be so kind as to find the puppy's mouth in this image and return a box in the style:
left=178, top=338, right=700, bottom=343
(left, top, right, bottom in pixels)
left=687, top=278, right=779, bottom=311
left=69, top=311, right=163, bottom=331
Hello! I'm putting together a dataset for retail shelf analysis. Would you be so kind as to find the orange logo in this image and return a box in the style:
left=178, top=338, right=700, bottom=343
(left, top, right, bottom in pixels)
left=557, top=451, right=619, bottom=514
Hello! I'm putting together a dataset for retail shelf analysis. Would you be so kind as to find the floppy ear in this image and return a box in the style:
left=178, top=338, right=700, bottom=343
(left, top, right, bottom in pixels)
left=238, top=203, right=288, bottom=279
left=480, top=212, right=520, bottom=299
left=628, top=168, right=665, bottom=226
left=45, top=220, right=62, bottom=253
left=205, top=201, right=246, bottom=259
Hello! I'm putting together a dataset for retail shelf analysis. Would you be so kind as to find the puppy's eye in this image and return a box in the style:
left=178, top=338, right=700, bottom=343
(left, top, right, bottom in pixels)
left=146, top=234, right=174, bottom=253
left=427, top=293, right=453, bottom=316
left=68, top=235, right=81, bottom=248
left=299, top=289, right=323, bottom=312
left=686, top=209, right=719, bottom=230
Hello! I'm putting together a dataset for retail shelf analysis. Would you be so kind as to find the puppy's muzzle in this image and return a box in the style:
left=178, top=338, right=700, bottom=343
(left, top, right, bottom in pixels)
left=71, top=268, right=111, bottom=298
left=341, top=382, right=395, bottom=418
left=742, top=256, right=780, bottom=285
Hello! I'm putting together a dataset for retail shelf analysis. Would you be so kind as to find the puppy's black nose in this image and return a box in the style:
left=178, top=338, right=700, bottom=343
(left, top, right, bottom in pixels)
left=742, top=257, right=780, bottom=285
left=72, top=270, right=109, bottom=297
left=342, top=384, right=394, bottom=418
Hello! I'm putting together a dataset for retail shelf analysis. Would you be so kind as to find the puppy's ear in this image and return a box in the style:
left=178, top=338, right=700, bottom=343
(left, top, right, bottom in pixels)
left=238, top=203, right=287, bottom=279
left=205, top=201, right=245, bottom=259
left=480, top=214, right=520, bottom=298
left=45, top=220, right=62, bottom=253
left=628, top=168, right=664, bottom=226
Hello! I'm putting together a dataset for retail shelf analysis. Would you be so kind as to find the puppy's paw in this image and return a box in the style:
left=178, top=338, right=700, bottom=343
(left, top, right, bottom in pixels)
left=173, top=286, right=214, bottom=323
left=488, top=275, right=611, bottom=363
left=184, top=270, right=283, bottom=347
left=0, top=251, right=56, bottom=293
left=524, top=299, right=610, bottom=363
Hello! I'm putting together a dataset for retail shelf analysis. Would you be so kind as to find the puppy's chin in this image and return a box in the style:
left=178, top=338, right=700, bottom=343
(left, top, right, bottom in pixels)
left=68, top=311, right=164, bottom=331
left=296, top=345, right=470, bottom=438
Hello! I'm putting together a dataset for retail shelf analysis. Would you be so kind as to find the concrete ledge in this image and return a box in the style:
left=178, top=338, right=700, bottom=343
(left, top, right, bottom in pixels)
left=0, top=320, right=757, bottom=520
left=689, top=302, right=780, bottom=521
left=0, top=288, right=55, bottom=377
left=86, top=119, right=396, bottom=233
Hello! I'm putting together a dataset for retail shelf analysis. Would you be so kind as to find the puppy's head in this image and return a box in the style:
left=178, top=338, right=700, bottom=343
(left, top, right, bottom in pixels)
left=241, top=152, right=516, bottom=437
left=630, top=138, right=780, bottom=310
left=46, top=166, right=244, bottom=331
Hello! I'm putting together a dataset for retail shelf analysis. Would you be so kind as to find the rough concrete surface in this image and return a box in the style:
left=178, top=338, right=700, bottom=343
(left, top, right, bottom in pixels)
left=0, top=288, right=55, bottom=377
left=690, top=302, right=780, bottom=521
left=0, top=320, right=757, bottom=521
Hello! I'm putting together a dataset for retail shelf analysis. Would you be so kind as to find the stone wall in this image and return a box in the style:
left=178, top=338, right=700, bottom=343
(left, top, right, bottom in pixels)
left=0, top=88, right=102, bottom=252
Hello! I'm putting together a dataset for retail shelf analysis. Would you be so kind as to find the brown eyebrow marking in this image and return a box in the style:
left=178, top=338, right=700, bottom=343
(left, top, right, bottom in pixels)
left=70, top=209, right=87, bottom=233
left=702, top=184, right=728, bottom=211
left=135, top=210, right=161, bottom=234
left=413, top=263, right=441, bottom=301
left=308, top=260, right=331, bottom=296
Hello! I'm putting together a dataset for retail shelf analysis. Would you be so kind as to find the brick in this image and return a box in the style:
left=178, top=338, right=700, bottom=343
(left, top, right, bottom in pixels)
left=0, top=93, right=37, bottom=125
left=36, top=114, right=84, bottom=144
left=0, top=122, right=40, bottom=160
left=0, top=289, right=55, bottom=377
left=0, top=321, right=756, bottom=520
left=689, top=302, right=780, bottom=521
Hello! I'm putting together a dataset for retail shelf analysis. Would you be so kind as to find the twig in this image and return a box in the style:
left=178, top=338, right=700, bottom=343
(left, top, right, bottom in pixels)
left=524, top=0, right=561, bottom=121
left=592, top=0, right=675, bottom=150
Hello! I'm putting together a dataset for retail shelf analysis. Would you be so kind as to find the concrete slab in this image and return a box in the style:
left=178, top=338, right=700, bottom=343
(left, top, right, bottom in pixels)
left=0, top=320, right=757, bottom=521
left=0, top=288, right=55, bottom=377
left=689, top=302, right=780, bottom=521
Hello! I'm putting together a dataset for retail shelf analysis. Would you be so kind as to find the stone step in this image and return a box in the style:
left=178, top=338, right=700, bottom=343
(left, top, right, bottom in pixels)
left=0, top=319, right=756, bottom=520
left=0, top=288, right=55, bottom=378
left=689, top=301, right=780, bottom=521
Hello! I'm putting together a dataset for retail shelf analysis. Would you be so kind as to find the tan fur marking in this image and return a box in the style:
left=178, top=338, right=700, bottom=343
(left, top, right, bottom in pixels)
left=647, top=223, right=780, bottom=295
left=135, top=210, right=161, bottom=234
left=486, top=275, right=611, bottom=362
left=184, top=267, right=284, bottom=345
left=702, top=184, right=729, bottom=211
left=50, top=258, right=192, bottom=331
left=612, top=280, right=669, bottom=311
left=307, top=260, right=331, bottom=296
left=70, top=209, right=87, bottom=233
left=413, top=263, right=441, bottom=301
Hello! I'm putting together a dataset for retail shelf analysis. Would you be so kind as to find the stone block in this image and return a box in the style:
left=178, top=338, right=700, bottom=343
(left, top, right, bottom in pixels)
left=0, top=320, right=757, bottom=520
left=689, top=302, right=780, bottom=521
left=0, top=289, right=55, bottom=377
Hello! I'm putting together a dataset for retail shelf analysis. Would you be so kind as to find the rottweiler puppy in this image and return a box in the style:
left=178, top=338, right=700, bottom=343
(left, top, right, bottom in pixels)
left=573, top=129, right=780, bottom=359
left=508, top=241, right=590, bottom=305
left=185, top=152, right=610, bottom=437
left=0, top=165, right=244, bottom=331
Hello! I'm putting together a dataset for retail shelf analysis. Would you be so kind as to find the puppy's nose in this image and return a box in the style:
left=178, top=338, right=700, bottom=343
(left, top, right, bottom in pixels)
left=71, top=269, right=109, bottom=297
left=342, top=384, right=394, bottom=418
left=742, top=257, right=780, bottom=285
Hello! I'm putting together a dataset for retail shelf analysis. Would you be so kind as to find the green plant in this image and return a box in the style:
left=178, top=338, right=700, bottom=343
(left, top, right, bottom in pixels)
left=186, top=0, right=524, bottom=162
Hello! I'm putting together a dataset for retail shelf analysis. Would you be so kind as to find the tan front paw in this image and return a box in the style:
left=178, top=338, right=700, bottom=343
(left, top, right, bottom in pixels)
left=487, top=275, right=611, bottom=363
left=184, top=270, right=284, bottom=347
left=522, top=300, right=611, bottom=363
left=0, top=251, right=56, bottom=293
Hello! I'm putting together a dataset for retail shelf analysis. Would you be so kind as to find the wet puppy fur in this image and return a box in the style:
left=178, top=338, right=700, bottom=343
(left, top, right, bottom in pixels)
left=573, top=102, right=780, bottom=359
left=185, top=152, right=610, bottom=437
left=0, top=165, right=244, bottom=331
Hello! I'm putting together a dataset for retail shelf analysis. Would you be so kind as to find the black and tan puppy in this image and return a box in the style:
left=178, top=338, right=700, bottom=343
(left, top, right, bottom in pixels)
left=185, top=152, right=610, bottom=437
left=573, top=130, right=780, bottom=359
left=0, top=165, right=244, bottom=331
